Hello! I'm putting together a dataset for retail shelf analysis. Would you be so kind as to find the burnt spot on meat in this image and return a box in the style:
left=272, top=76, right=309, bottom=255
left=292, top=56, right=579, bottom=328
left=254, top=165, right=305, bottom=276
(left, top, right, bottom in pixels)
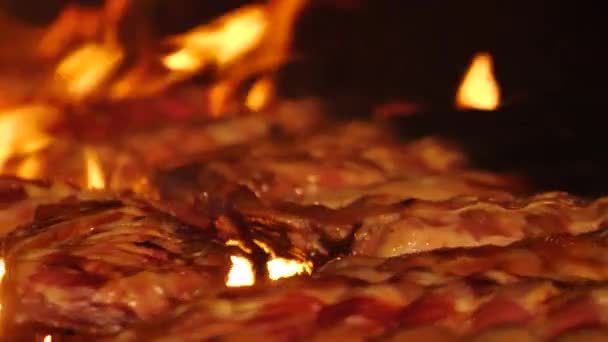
left=0, top=181, right=27, bottom=209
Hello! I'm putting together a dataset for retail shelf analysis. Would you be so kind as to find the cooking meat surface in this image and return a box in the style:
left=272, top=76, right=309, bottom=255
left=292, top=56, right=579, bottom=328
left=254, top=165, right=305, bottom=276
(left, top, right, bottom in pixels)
left=0, top=177, right=82, bottom=238
left=1, top=198, right=233, bottom=336
left=3, top=112, right=608, bottom=341
left=105, top=236, right=608, bottom=341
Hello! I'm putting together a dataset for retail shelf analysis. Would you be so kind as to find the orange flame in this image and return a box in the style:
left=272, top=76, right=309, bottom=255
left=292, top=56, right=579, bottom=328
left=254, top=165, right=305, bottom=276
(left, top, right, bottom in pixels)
left=29, top=0, right=307, bottom=108
left=163, top=5, right=268, bottom=72
left=83, top=146, right=106, bottom=189
left=0, top=106, right=58, bottom=173
left=267, top=257, right=312, bottom=280
left=254, top=240, right=312, bottom=280
left=246, top=77, right=275, bottom=112
left=54, top=43, right=123, bottom=101
left=0, top=258, right=5, bottom=313
left=456, top=52, right=500, bottom=110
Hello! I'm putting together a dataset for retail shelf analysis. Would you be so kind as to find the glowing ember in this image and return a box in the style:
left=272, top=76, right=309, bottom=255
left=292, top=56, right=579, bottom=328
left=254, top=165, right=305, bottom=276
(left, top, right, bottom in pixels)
left=267, top=257, right=312, bottom=280
left=0, top=106, right=58, bottom=172
left=246, top=77, right=274, bottom=112
left=83, top=147, right=106, bottom=189
left=226, top=255, right=255, bottom=287
left=456, top=52, right=500, bottom=110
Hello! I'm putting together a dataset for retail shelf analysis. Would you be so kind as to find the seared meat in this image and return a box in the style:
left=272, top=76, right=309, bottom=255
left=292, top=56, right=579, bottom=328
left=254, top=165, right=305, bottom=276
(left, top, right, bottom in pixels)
left=321, top=227, right=608, bottom=286
left=151, top=123, right=499, bottom=208
left=0, top=177, right=81, bottom=238
left=4, top=112, right=608, bottom=341
left=155, top=183, right=608, bottom=263
left=1, top=198, right=232, bottom=335
left=105, top=261, right=608, bottom=341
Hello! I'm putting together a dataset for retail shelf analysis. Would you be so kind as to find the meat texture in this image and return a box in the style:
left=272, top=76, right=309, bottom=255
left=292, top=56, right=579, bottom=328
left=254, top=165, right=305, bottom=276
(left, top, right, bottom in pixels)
left=1, top=198, right=233, bottom=336
left=0, top=177, right=82, bottom=238
left=103, top=228, right=608, bottom=341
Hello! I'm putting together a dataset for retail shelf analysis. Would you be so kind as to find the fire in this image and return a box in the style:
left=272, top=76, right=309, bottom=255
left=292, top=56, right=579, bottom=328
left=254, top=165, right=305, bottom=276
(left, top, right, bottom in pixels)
left=43, top=335, right=52, bottom=342
left=0, top=258, right=5, bottom=312
left=16, top=155, right=42, bottom=180
left=254, top=240, right=313, bottom=280
left=456, top=52, right=500, bottom=110
left=83, top=146, right=106, bottom=189
left=163, top=0, right=307, bottom=115
left=226, top=255, right=255, bottom=287
left=0, top=259, right=5, bottom=285
left=246, top=77, right=275, bottom=112
left=163, top=5, right=269, bottom=73
left=0, top=106, right=58, bottom=173
left=54, top=43, right=123, bottom=101
left=267, top=257, right=312, bottom=280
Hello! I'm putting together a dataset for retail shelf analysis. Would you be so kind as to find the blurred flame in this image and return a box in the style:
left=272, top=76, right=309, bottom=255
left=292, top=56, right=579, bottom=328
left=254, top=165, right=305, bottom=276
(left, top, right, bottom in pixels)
left=209, top=81, right=235, bottom=117
left=456, top=52, right=500, bottom=110
left=16, top=155, right=42, bottom=180
left=43, top=335, right=52, bottom=342
left=246, top=77, right=274, bottom=112
left=0, top=258, right=5, bottom=312
left=163, top=6, right=269, bottom=72
left=0, top=105, right=58, bottom=172
left=32, top=0, right=307, bottom=107
left=226, top=255, right=255, bottom=287
left=83, top=146, right=105, bottom=189
left=162, top=0, right=307, bottom=114
left=54, top=43, right=123, bottom=101
left=0, top=259, right=5, bottom=285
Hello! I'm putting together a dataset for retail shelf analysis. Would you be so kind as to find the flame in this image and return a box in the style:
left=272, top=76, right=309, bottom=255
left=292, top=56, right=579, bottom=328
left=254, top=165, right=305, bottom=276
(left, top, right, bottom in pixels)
left=246, top=77, right=274, bottom=112
left=30, top=0, right=307, bottom=107
left=267, top=257, right=312, bottom=280
left=83, top=146, right=105, bottom=189
left=0, top=259, right=5, bottom=281
left=43, top=335, right=52, bottom=342
left=162, top=0, right=307, bottom=114
left=0, top=258, right=5, bottom=312
left=16, top=155, right=42, bottom=180
left=456, top=52, right=500, bottom=110
left=0, top=105, right=58, bottom=172
left=163, top=5, right=269, bottom=73
left=54, top=43, right=123, bottom=101
left=226, top=255, right=255, bottom=287
left=253, top=240, right=312, bottom=280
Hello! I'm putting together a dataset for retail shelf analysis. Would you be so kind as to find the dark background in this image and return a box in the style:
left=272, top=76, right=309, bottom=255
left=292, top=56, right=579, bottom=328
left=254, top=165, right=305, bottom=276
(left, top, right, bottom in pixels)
left=2, top=0, right=607, bottom=195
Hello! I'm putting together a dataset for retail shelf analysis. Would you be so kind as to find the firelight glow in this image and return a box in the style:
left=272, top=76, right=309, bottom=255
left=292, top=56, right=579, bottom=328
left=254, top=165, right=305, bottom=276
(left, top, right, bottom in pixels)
left=267, top=257, right=312, bottom=280
left=0, top=105, right=57, bottom=173
left=83, top=146, right=106, bottom=189
left=226, top=255, right=255, bottom=287
left=246, top=77, right=274, bottom=112
left=456, top=52, right=500, bottom=110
